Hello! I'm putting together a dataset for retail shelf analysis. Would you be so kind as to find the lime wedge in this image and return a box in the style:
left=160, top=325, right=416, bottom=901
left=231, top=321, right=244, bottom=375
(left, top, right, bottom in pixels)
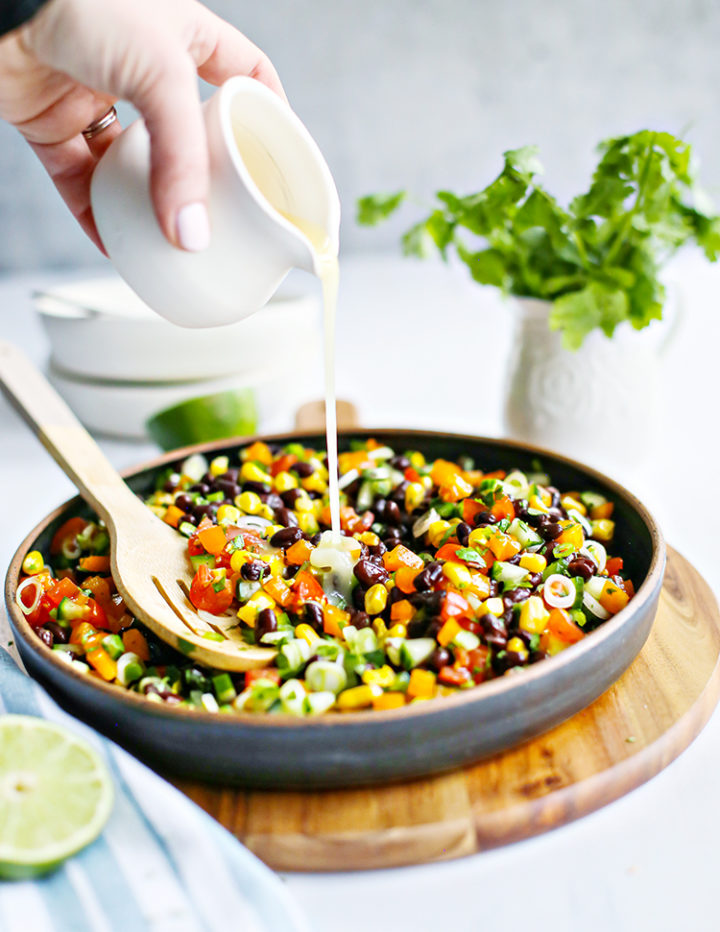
left=0, top=715, right=114, bottom=879
left=146, top=389, right=258, bottom=451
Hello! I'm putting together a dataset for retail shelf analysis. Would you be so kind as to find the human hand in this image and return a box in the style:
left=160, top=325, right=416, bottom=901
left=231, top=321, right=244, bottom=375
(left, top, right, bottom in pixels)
left=0, top=0, right=285, bottom=252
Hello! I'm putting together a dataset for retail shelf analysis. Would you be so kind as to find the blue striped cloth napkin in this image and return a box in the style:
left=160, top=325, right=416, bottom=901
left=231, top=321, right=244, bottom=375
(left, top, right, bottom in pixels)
left=0, top=649, right=309, bottom=932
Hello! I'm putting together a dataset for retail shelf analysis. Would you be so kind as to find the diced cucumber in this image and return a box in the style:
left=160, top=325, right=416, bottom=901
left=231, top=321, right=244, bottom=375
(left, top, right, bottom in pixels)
left=507, top=518, right=542, bottom=548
left=579, top=491, right=607, bottom=510
left=190, top=553, right=215, bottom=569
left=101, top=634, right=125, bottom=660
left=453, top=629, right=480, bottom=651
left=52, top=642, right=83, bottom=656
left=259, top=629, right=294, bottom=646
left=355, top=480, right=375, bottom=512
left=491, top=562, right=530, bottom=586
left=200, top=692, right=219, bottom=713
left=400, top=638, right=436, bottom=670
left=385, top=638, right=405, bottom=667
left=56, top=597, right=88, bottom=623
left=305, top=660, right=347, bottom=694
left=305, top=691, right=337, bottom=715
left=584, top=576, right=607, bottom=600
left=212, top=672, right=237, bottom=704
left=236, top=580, right=261, bottom=601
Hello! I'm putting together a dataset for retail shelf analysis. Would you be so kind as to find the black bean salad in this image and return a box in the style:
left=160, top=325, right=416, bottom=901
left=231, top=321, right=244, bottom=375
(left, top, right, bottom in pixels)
left=16, top=440, right=635, bottom=715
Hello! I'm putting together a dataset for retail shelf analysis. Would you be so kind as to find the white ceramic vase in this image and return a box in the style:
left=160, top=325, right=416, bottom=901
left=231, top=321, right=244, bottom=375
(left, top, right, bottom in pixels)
left=503, top=297, right=670, bottom=474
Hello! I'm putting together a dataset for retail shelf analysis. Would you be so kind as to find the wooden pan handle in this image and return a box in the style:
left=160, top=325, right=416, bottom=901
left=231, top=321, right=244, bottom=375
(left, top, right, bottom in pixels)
left=0, top=341, right=138, bottom=523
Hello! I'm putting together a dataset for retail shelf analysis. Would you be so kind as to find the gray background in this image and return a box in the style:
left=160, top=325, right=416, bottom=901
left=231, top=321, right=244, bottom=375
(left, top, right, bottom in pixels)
left=0, top=0, right=718, bottom=270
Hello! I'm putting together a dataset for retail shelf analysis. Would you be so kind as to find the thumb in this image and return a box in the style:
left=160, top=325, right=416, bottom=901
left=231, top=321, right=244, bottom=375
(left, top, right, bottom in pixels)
left=130, top=52, right=210, bottom=251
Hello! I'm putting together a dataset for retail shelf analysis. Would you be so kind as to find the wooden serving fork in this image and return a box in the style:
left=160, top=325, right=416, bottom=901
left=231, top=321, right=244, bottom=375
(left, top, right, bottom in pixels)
left=0, top=341, right=276, bottom=672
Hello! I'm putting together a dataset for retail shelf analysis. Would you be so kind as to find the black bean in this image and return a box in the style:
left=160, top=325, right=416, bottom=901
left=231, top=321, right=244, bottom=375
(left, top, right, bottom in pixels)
left=369, top=541, right=387, bottom=558
left=390, top=455, right=411, bottom=470
left=194, top=503, right=218, bottom=521
left=503, top=588, right=531, bottom=608
left=537, top=516, right=562, bottom=540
left=163, top=477, right=179, bottom=493
left=407, top=618, right=429, bottom=638
left=36, top=627, right=53, bottom=648
left=292, top=461, right=314, bottom=478
left=414, top=562, right=443, bottom=592
left=183, top=513, right=199, bottom=526
left=547, top=486, right=561, bottom=508
left=270, top=526, right=303, bottom=548
left=45, top=622, right=68, bottom=644
left=427, top=647, right=451, bottom=672
left=384, top=501, right=402, bottom=525
left=350, top=610, right=371, bottom=629
left=567, top=556, right=596, bottom=581
left=506, top=554, right=522, bottom=565
left=528, top=572, right=544, bottom=587
left=390, top=481, right=409, bottom=505
left=263, top=493, right=284, bottom=510
left=281, top=489, right=303, bottom=509
left=473, top=511, right=497, bottom=527
left=352, top=587, right=367, bottom=610
left=174, top=493, right=193, bottom=512
left=255, top=608, right=278, bottom=641
left=354, top=559, right=389, bottom=588
left=310, top=533, right=322, bottom=546
left=374, top=499, right=387, bottom=520
left=242, top=480, right=271, bottom=495
left=514, top=499, right=529, bottom=517
left=283, top=564, right=300, bottom=579
left=389, top=587, right=406, bottom=605
left=425, top=618, right=444, bottom=640
left=304, top=601, right=324, bottom=631
left=274, top=507, right=299, bottom=528
left=240, top=561, right=266, bottom=581
left=190, top=482, right=210, bottom=495
left=216, top=478, right=241, bottom=499
left=456, top=522, right=472, bottom=547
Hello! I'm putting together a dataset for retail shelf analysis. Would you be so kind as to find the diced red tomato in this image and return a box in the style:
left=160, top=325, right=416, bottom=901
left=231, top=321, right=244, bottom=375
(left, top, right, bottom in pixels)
left=50, top=517, right=87, bottom=555
left=490, top=496, right=516, bottom=522
left=45, top=576, right=82, bottom=608
left=440, top=590, right=470, bottom=622
left=605, top=557, right=624, bottom=576
left=292, top=570, right=326, bottom=605
left=245, top=668, right=281, bottom=687
left=188, top=564, right=234, bottom=614
left=438, top=666, right=471, bottom=687
left=435, top=542, right=463, bottom=563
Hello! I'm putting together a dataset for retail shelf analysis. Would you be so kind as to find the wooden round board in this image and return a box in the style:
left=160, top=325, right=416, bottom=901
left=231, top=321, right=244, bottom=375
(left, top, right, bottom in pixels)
left=170, top=547, right=720, bottom=871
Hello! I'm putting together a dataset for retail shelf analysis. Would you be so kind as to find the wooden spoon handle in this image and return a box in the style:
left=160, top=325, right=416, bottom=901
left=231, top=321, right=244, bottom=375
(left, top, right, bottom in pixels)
left=0, top=341, right=138, bottom=524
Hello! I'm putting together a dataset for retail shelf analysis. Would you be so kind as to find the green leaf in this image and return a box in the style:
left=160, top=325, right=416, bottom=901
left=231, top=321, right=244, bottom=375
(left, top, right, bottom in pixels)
left=456, top=244, right=508, bottom=288
left=356, top=191, right=406, bottom=226
left=401, top=221, right=436, bottom=258
left=503, top=145, right=544, bottom=181
left=549, top=283, right=629, bottom=349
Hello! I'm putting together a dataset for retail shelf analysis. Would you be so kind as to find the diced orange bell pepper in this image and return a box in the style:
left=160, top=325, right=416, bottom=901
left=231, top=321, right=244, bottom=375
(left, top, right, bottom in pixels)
left=50, top=517, right=88, bottom=555
left=394, top=566, right=420, bottom=594
left=598, top=582, right=630, bottom=614
left=481, top=470, right=506, bottom=480
left=435, top=542, right=463, bottom=564
left=404, top=466, right=421, bottom=483
left=556, top=523, right=584, bottom=551
left=293, top=570, right=326, bottom=605
left=462, top=499, right=486, bottom=525
left=197, top=524, right=228, bottom=556
left=546, top=608, right=585, bottom=644
left=45, top=576, right=82, bottom=608
left=85, top=646, right=117, bottom=681
left=323, top=603, right=349, bottom=638
left=407, top=668, right=436, bottom=699
left=623, top=578, right=636, bottom=598
left=163, top=505, right=185, bottom=528
left=438, top=666, right=471, bottom=687
left=437, top=617, right=462, bottom=646
left=82, top=575, right=112, bottom=605
left=383, top=545, right=424, bottom=572
left=262, top=576, right=294, bottom=607
left=490, top=496, right=516, bottom=522
left=487, top=530, right=522, bottom=561
left=78, top=555, right=111, bottom=573
left=390, top=599, right=416, bottom=623
left=285, top=539, right=314, bottom=566
left=372, top=692, right=406, bottom=711
left=338, top=450, right=373, bottom=473
left=243, top=441, right=273, bottom=465
left=122, top=628, right=151, bottom=662
left=591, top=502, right=615, bottom=520
left=70, top=621, right=97, bottom=646
left=430, top=459, right=461, bottom=486
left=270, top=453, right=298, bottom=476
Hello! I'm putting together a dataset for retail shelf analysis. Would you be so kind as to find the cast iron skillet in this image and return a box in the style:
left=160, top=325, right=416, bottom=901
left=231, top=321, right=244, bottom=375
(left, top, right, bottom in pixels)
left=5, top=430, right=665, bottom=789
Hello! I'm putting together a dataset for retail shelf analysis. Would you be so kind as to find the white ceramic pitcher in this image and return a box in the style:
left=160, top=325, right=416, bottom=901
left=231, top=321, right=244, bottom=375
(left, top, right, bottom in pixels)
left=91, top=76, right=340, bottom=328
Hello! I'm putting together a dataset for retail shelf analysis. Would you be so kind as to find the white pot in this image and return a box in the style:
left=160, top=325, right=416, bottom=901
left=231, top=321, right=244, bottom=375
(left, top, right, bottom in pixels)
left=91, top=76, right=340, bottom=328
left=503, top=297, right=671, bottom=473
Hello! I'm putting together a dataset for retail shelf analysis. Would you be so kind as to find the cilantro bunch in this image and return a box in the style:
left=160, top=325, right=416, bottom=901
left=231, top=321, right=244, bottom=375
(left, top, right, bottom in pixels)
left=357, top=131, right=720, bottom=348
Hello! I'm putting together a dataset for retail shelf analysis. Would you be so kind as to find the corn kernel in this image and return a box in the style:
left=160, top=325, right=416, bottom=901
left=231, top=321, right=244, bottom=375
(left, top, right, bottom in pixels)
left=274, top=471, right=298, bottom=492
left=407, top=668, right=437, bottom=700
left=405, top=482, right=426, bottom=512
left=519, top=553, right=547, bottom=573
left=294, top=494, right=314, bottom=513
left=590, top=519, right=615, bottom=543
left=409, top=451, right=426, bottom=468
left=561, top=495, right=586, bottom=515
left=295, top=623, right=321, bottom=647
left=528, top=494, right=550, bottom=513
left=482, top=597, right=505, bottom=617
left=358, top=531, right=380, bottom=546
left=216, top=504, right=240, bottom=526
left=257, top=504, right=276, bottom=521
left=230, top=550, right=253, bottom=573
left=420, top=475, right=433, bottom=490
left=302, top=475, right=327, bottom=494
left=22, top=550, right=45, bottom=575
left=365, top=584, right=388, bottom=615
left=387, top=623, right=407, bottom=638
left=337, top=684, right=382, bottom=710
left=297, top=512, right=319, bottom=535
left=373, top=618, right=388, bottom=639
left=427, top=520, right=452, bottom=548
left=443, top=561, right=472, bottom=588
left=240, top=462, right=272, bottom=485
left=468, top=527, right=493, bottom=548
left=237, top=591, right=276, bottom=625
left=210, top=455, right=229, bottom=477
left=235, top=491, right=262, bottom=515
left=519, top=596, right=550, bottom=634
left=507, top=636, right=529, bottom=660
left=362, top=665, right=396, bottom=688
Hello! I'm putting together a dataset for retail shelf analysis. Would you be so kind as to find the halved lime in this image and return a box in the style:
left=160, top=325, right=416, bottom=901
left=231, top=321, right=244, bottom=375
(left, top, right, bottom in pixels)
left=0, top=715, right=114, bottom=880
left=146, top=388, right=258, bottom=451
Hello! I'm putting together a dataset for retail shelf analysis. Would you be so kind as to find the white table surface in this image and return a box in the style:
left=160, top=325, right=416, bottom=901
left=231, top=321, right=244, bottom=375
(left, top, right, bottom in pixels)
left=1, top=253, right=718, bottom=932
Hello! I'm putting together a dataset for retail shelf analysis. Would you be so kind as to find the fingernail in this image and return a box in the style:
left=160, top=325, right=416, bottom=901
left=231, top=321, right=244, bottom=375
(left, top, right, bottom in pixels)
left=176, top=202, right=210, bottom=252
